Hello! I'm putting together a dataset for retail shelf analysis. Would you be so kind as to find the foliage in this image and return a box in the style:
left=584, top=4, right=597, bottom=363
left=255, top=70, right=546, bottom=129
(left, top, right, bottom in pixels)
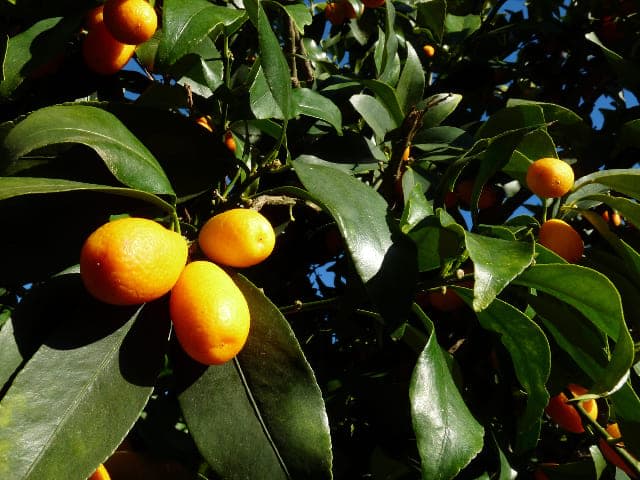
left=1, top=0, right=640, bottom=478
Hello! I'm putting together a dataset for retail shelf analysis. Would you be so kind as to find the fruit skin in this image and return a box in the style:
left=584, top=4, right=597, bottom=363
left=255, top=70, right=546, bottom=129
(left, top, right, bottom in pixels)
left=544, top=383, right=598, bottom=434
left=169, top=261, right=250, bottom=365
left=196, top=116, right=213, bottom=132
left=598, top=423, right=638, bottom=479
left=538, top=219, right=584, bottom=263
left=103, top=0, right=157, bottom=45
left=325, top=1, right=346, bottom=25
left=362, top=0, right=385, bottom=8
left=88, top=463, right=111, bottom=480
left=85, top=5, right=104, bottom=31
left=224, top=130, right=236, bottom=152
left=198, top=208, right=276, bottom=268
left=423, top=44, right=436, bottom=57
left=526, top=157, right=574, bottom=198
left=82, top=21, right=136, bottom=75
left=455, top=179, right=499, bottom=210
left=80, top=217, right=188, bottom=306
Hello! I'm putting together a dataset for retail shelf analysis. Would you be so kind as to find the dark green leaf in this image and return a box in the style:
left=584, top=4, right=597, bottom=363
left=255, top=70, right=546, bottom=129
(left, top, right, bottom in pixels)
left=514, top=265, right=634, bottom=394
left=618, top=119, right=640, bottom=152
left=444, top=14, right=481, bottom=42
left=0, top=275, right=169, bottom=480
left=504, top=129, right=557, bottom=184
left=0, top=177, right=175, bottom=213
left=585, top=32, right=640, bottom=92
left=378, top=1, right=399, bottom=84
left=456, top=289, right=550, bottom=452
left=361, top=79, right=405, bottom=127
left=464, top=232, right=535, bottom=311
left=410, top=305, right=484, bottom=480
left=420, top=93, right=463, bottom=129
left=350, top=94, right=396, bottom=139
left=294, top=160, right=416, bottom=322
left=0, top=16, right=80, bottom=100
left=250, top=66, right=284, bottom=120
left=245, top=0, right=293, bottom=119
left=280, top=3, right=312, bottom=33
left=416, top=0, right=446, bottom=43
left=157, top=0, right=245, bottom=68
left=396, top=43, right=425, bottom=114
left=3, top=105, right=174, bottom=196
left=178, top=274, right=332, bottom=479
left=572, top=168, right=640, bottom=201
left=292, top=88, right=343, bottom=134
left=400, top=184, right=434, bottom=234
left=475, top=104, right=545, bottom=140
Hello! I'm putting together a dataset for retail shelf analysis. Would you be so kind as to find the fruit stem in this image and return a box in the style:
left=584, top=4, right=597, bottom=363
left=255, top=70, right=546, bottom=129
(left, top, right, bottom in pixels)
left=541, top=199, right=548, bottom=223
left=222, top=34, right=232, bottom=130
left=574, top=402, right=640, bottom=477
left=171, top=210, right=181, bottom=235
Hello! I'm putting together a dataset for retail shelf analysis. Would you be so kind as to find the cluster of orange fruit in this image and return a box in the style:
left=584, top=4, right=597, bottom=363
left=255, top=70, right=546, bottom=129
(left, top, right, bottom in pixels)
left=82, top=0, right=157, bottom=75
left=79, top=208, right=275, bottom=366
left=324, top=0, right=384, bottom=25
left=541, top=384, right=638, bottom=479
left=195, top=116, right=238, bottom=153
left=525, top=156, right=584, bottom=263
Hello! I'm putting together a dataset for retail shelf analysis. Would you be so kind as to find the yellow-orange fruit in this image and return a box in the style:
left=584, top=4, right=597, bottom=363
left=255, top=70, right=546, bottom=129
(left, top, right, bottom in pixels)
left=423, top=44, right=435, bottom=57
left=196, top=116, right=213, bottom=132
left=598, top=423, right=639, bottom=479
left=103, top=0, right=157, bottom=45
left=526, top=157, right=574, bottom=198
left=611, top=211, right=622, bottom=227
left=80, top=217, right=188, bottom=305
left=88, top=463, right=111, bottom=480
left=82, top=22, right=136, bottom=75
left=401, top=145, right=411, bottom=162
left=198, top=208, right=276, bottom=268
left=455, top=179, right=499, bottom=210
left=224, top=131, right=237, bottom=153
left=169, top=261, right=250, bottom=365
left=538, top=219, right=584, bottom=263
left=545, top=383, right=598, bottom=434
left=85, top=5, right=104, bottom=31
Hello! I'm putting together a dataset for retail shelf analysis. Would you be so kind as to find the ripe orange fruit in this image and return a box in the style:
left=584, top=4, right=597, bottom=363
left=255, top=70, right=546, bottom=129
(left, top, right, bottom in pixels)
left=85, top=5, right=104, bottom=31
left=401, top=145, right=411, bottom=162
left=611, top=211, right=622, bottom=227
left=169, top=261, right=250, bottom=365
left=82, top=22, right=136, bottom=75
left=602, top=209, right=610, bottom=223
left=538, top=219, right=584, bottom=263
left=196, top=116, right=213, bottom=132
left=198, top=208, right=276, bottom=268
left=80, top=217, right=188, bottom=306
left=545, top=383, right=598, bottom=434
left=423, top=44, right=436, bottom=57
left=325, top=2, right=346, bottom=25
left=103, top=0, right=157, bottom=45
left=224, top=131, right=236, bottom=153
left=526, top=157, right=574, bottom=198
left=598, top=423, right=639, bottom=479
left=88, top=464, right=111, bottom=480
left=455, top=179, right=499, bottom=210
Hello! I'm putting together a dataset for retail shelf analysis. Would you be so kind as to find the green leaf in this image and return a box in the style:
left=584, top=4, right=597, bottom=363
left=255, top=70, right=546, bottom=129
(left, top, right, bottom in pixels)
left=476, top=104, right=545, bottom=140
left=280, top=3, right=312, bottom=33
left=245, top=0, right=293, bottom=119
left=444, top=14, right=481, bottom=42
left=585, top=32, right=640, bottom=92
left=420, top=93, right=463, bottom=129
left=400, top=184, right=434, bottom=234
left=350, top=94, right=396, bottom=140
left=0, top=275, right=170, bottom=480
left=514, top=265, right=634, bottom=394
left=361, top=79, right=405, bottom=127
left=464, top=232, right=535, bottom=311
left=571, top=168, right=640, bottom=201
left=0, top=177, right=175, bottom=213
left=178, top=274, right=332, bottom=479
left=416, top=0, right=446, bottom=43
left=292, top=88, right=343, bottom=134
left=410, top=305, right=484, bottom=480
left=504, top=129, right=557, bottom=184
left=250, top=66, right=284, bottom=120
left=0, top=16, right=79, bottom=100
left=2, top=105, right=175, bottom=196
left=378, top=1, right=399, bottom=85
left=294, top=160, right=416, bottom=322
left=157, top=0, right=245, bottom=68
left=618, top=119, right=640, bottom=152
left=456, top=289, right=550, bottom=452
left=396, top=43, right=425, bottom=114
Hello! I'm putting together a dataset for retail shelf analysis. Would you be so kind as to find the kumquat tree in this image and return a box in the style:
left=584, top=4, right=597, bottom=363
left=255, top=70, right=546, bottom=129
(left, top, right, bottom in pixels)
left=2, top=0, right=640, bottom=478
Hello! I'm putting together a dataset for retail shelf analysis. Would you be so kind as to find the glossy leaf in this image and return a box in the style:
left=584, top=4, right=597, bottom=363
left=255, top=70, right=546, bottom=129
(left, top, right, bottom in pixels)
left=292, top=88, right=343, bottom=134
left=3, top=105, right=174, bottom=196
left=420, top=93, right=463, bottom=129
left=514, top=264, right=634, bottom=394
left=410, top=304, right=484, bottom=480
left=585, top=32, right=640, bottom=91
left=0, top=274, right=170, bottom=480
left=445, top=14, right=481, bottom=42
left=475, top=104, right=545, bottom=140
left=361, top=79, right=405, bottom=127
left=250, top=66, right=284, bottom=120
left=178, top=273, right=332, bottom=479
left=294, top=159, right=416, bottom=322
left=0, top=16, right=79, bottom=99
left=396, top=43, right=425, bottom=114
left=157, top=0, right=245, bottom=68
left=572, top=168, right=640, bottom=200
left=378, top=1, right=399, bottom=84
left=400, top=184, right=434, bottom=234
left=281, top=3, right=313, bottom=33
left=245, top=0, right=293, bottom=119
left=350, top=94, right=396, bottom=140
left=504, top=129, right=557, bottom=184
left=0, top=177, right=175, bottom=213
left=416, top=0, right=446, bottom=43
left=464, top=232, right=535, bottom=311
left=456, top=288, right=550, bottom=452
